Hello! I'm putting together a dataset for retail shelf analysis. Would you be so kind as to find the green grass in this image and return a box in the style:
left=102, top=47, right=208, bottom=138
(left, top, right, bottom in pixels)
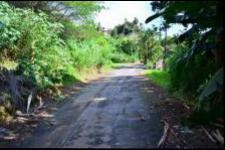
left=144, top=69, right=198, bottom=108
left=144, top=69, right=170, bottom=90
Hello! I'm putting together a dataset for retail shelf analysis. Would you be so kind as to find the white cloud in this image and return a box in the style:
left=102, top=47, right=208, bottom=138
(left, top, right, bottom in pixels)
left=95, top=1, right=152, bottom=29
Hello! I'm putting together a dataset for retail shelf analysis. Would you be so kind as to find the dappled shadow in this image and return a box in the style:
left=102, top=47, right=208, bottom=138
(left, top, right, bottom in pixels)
left=0, top=109, right=55, bottom=147
left=62, top=74, right=80, bottom=86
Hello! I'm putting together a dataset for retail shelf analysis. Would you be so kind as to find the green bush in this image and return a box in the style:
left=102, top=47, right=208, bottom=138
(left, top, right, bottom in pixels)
left=0, top=2, right=117, bottom=91
left=0, top=2, right=139, bottom=112
left=109, top=36, right=139, bottom=63
left=0, top=2, right=66, bottom=90
left=167, top=43, right=217, bottom=102
left=111, top=52, right=136, bottom=63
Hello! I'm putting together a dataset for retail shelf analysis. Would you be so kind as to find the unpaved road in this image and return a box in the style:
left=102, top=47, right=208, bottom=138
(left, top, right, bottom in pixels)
left=14, top=63, right=165, bottom=148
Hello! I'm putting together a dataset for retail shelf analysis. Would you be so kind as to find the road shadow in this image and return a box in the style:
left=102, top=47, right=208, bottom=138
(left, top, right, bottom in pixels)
left=112, top=63, right=145, bottom=70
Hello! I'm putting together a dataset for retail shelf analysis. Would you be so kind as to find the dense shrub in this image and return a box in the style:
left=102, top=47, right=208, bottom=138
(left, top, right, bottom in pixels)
left=167, top=43, right=217, bottom=102
left=0, top=2, right=68, bottom=90
left=0, top=2, right=129, bottom=111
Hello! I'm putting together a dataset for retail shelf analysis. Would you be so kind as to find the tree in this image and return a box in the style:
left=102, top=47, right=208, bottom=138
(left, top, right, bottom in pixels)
left=146, top=1, right=223, bottom=68
left=159, top=22, right=170, bottom=68
left=145, top=1, right=224, bottom=118
left=6, top=1, right=104, bottom=23
left=110, top=18, right=141, bottom=36
left=138, top=29, right=163, bottom=67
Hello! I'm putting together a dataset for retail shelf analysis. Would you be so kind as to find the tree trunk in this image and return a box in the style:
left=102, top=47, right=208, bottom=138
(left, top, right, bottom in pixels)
left=163, top=27, right=167, bottom=69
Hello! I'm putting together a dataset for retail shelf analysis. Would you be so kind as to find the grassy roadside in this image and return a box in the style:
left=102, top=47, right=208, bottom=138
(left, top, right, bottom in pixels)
left=50, top=62, right=123, bottom=100
left=0, top=63, right=119, bottom=124
left=144, top=69, right=196, bottom=107
left=144, top=69, right=170, bottom=91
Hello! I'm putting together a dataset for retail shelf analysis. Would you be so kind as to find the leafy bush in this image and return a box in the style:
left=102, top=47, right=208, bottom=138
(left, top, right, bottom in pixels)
left=109, top=36, right=139, bottom=63
left=118, top=37, right=136, bottom=55
left=0, top=2, right=115, bottom=91
left=111, top=52, right=137, bottom=63
left=0, top=2, right=121, bottom=111
left=0, top=2, right=65, bottom=89
left=167, top=42, right=217, bottom=103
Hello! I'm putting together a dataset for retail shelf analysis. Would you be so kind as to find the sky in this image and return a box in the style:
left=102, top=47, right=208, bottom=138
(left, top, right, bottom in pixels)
left=94, top=1, right=189, bottom=37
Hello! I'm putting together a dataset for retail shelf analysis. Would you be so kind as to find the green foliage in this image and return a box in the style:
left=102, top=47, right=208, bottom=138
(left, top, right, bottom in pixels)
left=110, top=18, right=141, bottom=36
left=0, top=2, right=65, bottom=90
left=108, top=27, right=140, bottom=63
left=199, top=68, right=223, bottom=102
left=1, top=0, right=222, bottom=126
left=111, top=52, right=137, bottom=63
left=167, top=42, right=217, bottom=101
left=63, top=1, right=104, bottom=22
left=0, top=2, right=127, bottom=112
left=138, top=29, right=164, bottom=67
left=6, top=1, right=104, bottom=24
left=145, top=1, right=224, bottom=124
left=65, top=35, right=113, bottom=70
left=144, top=69, right=170, bottom=90
left=146, top=1, right=223, bottom=29
left=109, top=17, right=146, bottom=64
left=117, top=37, right=137, bottom=55
left=62, top=21, right=100, bottom=40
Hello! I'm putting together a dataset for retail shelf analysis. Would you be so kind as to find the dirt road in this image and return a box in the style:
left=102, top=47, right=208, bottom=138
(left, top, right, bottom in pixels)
left=15, top=63, right=165, bottom=148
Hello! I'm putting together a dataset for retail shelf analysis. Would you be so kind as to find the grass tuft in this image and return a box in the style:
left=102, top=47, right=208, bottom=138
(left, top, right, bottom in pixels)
left=144, top=69, right=170, bottom=90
